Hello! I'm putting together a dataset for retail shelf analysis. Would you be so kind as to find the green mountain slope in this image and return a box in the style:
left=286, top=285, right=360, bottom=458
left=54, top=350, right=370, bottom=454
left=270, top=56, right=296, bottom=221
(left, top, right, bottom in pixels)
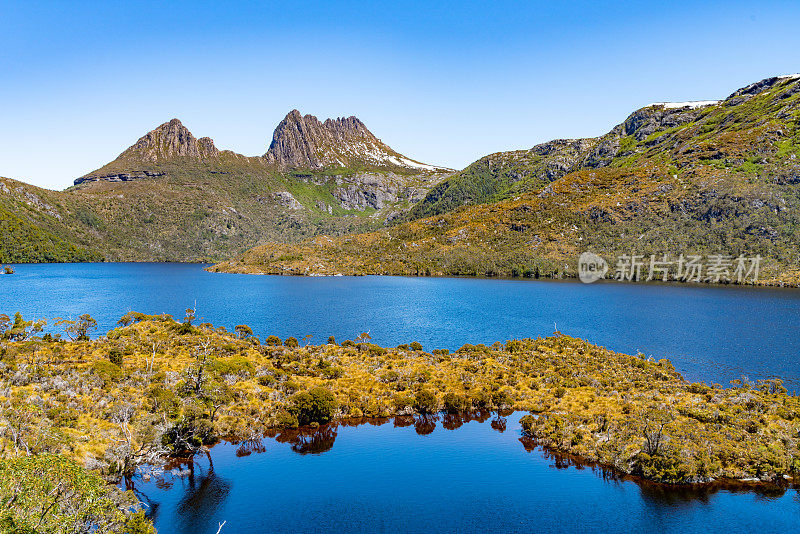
left=212, top=75, right=800, bottom=284
left=405, top=75, right=800, bottom=221
left=0, top=177, right=102, bottom=262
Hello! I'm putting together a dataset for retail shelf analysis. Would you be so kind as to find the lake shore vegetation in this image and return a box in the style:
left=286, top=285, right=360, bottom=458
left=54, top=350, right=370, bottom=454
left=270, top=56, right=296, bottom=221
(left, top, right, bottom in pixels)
left=0, top=311, right=798, bottom=530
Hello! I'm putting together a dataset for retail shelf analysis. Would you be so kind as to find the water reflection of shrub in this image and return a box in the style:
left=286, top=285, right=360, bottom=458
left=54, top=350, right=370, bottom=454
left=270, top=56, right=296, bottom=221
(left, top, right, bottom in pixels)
left=414, top=414, right=438, bottom=435
left=393, top=415, right=415, bottom=428
left=442, top=413, right=464, bottom=430
left=174, top=460, right=232, bottom=534
left=339, top=417, right=390, bottom=428
left=235, top=439, right=267, bottom=457
left=490, top=416, right=507, bottom=432
left=276, top=424, right=339, bottom=454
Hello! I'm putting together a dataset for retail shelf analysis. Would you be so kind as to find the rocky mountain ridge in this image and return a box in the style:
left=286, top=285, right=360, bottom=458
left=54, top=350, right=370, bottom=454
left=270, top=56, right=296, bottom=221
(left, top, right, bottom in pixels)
left=3, top=110, right=449, bottom=263
left=75, top=111, right=445, bottom=186
left=5, top=74, right=800, bottom=265
left=264, top=110, right=443, bottom=171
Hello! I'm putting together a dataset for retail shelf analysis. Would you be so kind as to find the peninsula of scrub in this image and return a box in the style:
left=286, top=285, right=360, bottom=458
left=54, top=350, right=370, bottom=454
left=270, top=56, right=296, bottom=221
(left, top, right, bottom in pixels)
left=1, top=312, right=799, bottom=530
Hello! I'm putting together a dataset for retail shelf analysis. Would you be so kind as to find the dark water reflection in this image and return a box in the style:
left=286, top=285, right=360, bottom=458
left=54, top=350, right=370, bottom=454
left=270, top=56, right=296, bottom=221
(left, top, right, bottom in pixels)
left=275, top=425, right=339, bottom=455
left=130, top=413, right=800, bottom=533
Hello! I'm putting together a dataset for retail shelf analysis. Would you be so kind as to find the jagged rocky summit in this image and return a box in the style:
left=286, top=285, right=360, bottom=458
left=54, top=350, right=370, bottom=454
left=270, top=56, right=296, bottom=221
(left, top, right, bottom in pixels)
left=75, top=111, right=445, bottom=186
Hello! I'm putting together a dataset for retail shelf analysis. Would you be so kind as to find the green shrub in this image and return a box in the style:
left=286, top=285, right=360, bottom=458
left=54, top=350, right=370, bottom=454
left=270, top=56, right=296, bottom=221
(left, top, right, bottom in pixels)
left=410, top=341, right=423, bottom=351
left=381, top=370, right=400, bottom=383
left=321, top=366, right=344, bottom=379
left=505, top=339, right=524, bottom=353
left=470, top=389, right=492, bottom=408
left=443, top=392, right=465, bottom=413
left=414, top=389, right=438, bottom=413
left=92, top=360, right=123, bottom=383
left=392, top=394, right=414, bottom=411
left=282, top=380, right=301, bottom=394
left=265, top=335, right=282, bottom=346
left=284, top=337, right=299, bottom=348
left=275, top=409, right=299, bottom=428
left=210, top=356, right=255, bottom=377
left=0, top=455, right=132, bottom=532
left=125, top=510, right=157, bottom=534
left=108, top=348, right=123, bottom=367
left=147, top=385, right=180, bottom=416
left=162, top=415, right=215, bottom=453
left=368, top=344, right=388, bottom=356
left=257, top=374, right=276, bottom=387
left=492, top=389, right=513, bottom=407
left=290, top=387, right=338, bottom=425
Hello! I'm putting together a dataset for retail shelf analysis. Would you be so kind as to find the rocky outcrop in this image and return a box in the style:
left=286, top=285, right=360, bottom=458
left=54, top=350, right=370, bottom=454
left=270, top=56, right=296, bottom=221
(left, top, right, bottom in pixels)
left=73, top=170, right=166, bottom=186
left=271, top=191, right=303, bottom=210
left=118, top=119, right=219, bottom=163
left=264, top=110, right=442, bottom=171
left=332, top=173, right=432, bottom=211
left=75, top=113, right=445, bottom=187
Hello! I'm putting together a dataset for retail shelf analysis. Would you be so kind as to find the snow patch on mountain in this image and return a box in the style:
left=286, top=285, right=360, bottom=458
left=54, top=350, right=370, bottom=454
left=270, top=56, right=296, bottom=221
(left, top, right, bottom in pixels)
left=649, top=100, right=720, bottom=109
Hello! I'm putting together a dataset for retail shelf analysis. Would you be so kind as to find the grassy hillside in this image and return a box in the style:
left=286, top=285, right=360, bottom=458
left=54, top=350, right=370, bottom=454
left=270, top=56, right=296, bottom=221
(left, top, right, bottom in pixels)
left=213, top=76, right=800, bottom=284
left=1, top=160, right=446, bottom=264
left=0, top=178, right=103, bottom=263
left=404, top=75, right=800, bottom=221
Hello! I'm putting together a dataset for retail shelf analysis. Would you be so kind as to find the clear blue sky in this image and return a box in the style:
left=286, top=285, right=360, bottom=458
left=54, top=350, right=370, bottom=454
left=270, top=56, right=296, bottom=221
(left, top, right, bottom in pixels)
left=1, top=0, right=799, bottom=189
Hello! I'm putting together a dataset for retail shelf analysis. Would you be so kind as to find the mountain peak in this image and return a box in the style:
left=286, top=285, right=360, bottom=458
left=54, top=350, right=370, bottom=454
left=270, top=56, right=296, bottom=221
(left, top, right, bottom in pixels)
left=264, top=110, right=443, bottom=171
left=117, top=118, right=220, bottom=163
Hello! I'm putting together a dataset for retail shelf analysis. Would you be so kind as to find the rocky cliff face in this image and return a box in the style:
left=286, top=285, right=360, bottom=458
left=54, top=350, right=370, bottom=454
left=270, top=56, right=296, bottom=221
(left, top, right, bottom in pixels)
left=264, top=110, right=441, bottom=171
left=117, top=118, right=219, bottom=163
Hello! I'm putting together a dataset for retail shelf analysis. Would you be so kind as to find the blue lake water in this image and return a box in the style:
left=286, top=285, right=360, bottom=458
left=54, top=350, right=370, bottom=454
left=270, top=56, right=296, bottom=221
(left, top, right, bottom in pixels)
left=131, top=413, right=800, bottom=534
left=4, top=263, right=800, bottom=531
left=1, top=262, right=799, bottom=386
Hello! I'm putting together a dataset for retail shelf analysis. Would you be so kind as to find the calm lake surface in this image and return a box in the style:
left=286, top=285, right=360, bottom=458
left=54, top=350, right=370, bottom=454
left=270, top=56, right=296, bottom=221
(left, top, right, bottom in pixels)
left=131, top=413, right=800, bottom=534
left=4, top=262, right=800, bottom=531
left=1, top=262, right=799, bottom=386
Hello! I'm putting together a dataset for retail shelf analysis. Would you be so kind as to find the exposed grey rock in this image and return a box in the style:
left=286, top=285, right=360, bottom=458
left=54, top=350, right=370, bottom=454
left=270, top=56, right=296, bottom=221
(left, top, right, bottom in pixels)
left=272, top=191, right=303, bottom=210
left=120, top=118, right=219, bottom=163
left=727, top=76, right=789, bottom=99
left=74, top=170, right=166, bottom=186
left=264, top=109, right=443, bottom=171
left=315, top=201, right=333, bottom=214
left=331, top=172, right=434, bottom=210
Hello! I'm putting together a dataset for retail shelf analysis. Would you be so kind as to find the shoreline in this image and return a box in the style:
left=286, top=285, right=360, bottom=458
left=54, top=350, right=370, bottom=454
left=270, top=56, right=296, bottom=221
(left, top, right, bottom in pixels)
left=206, top=262, right=800, bottom=289
left=3, top=259, right=797, bottom=289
